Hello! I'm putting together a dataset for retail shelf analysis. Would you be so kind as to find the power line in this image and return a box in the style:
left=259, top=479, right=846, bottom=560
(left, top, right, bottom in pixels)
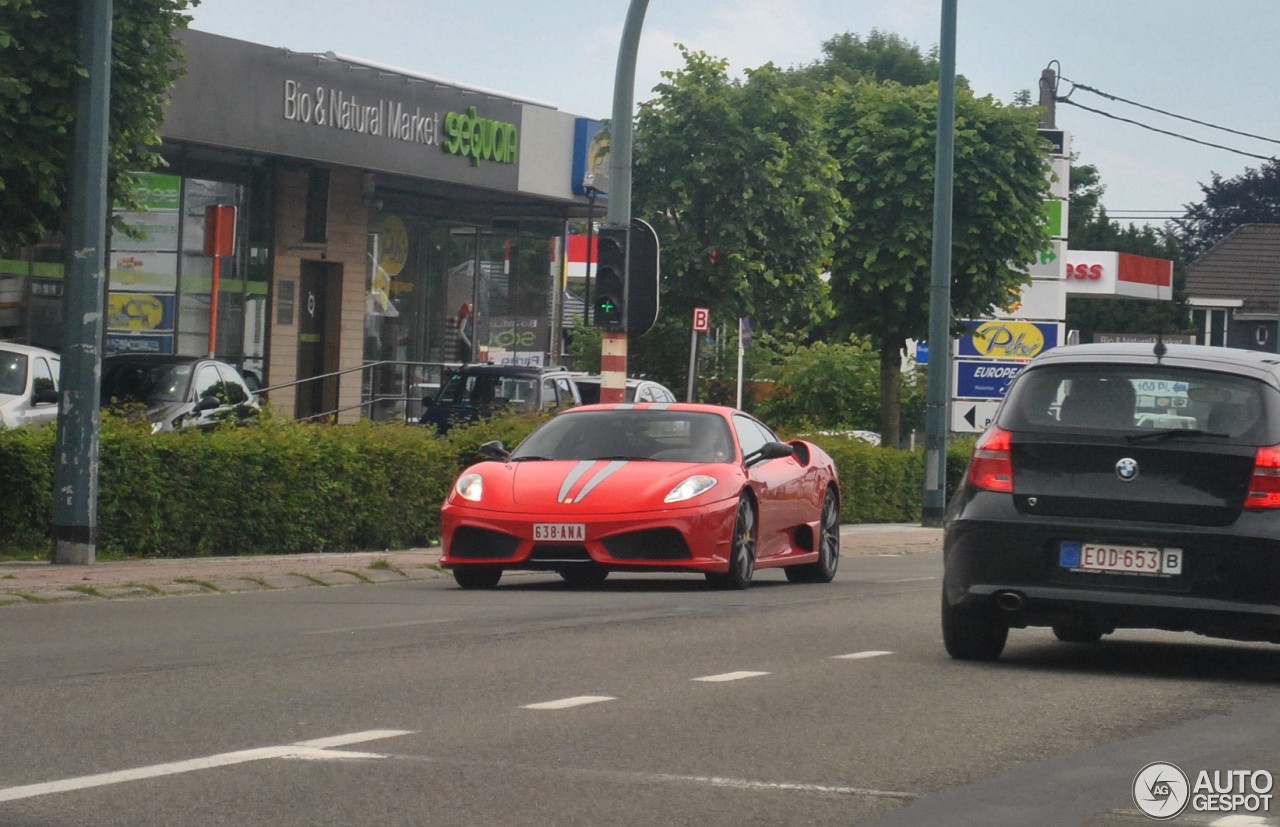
left=1059, top=76, right=1280, bottom=147
left=1056, top=98, right=1274, bottom=161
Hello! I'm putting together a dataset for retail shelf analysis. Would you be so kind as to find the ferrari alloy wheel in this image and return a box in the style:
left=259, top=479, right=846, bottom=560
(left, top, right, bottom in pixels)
left=452, top=566, right=502, bottom=590
left=941, top=589, right=1008, bottom=661
left=708, top=496, right=756, bottom=590
left=559, top=566, right=609, bottom=588
left=785, top=487, right=840, bottom=584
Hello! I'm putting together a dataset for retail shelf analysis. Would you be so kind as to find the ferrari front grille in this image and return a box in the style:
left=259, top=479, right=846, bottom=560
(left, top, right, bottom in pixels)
left=450, top=526, right=521, bottom=559
left=603, top=528, right=692, bottom=560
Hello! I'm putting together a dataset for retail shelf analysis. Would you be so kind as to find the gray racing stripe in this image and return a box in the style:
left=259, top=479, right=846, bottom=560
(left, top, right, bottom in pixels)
left=574, top=460, right=628, bottom=502
left=558, top=461, right=598, bottom=503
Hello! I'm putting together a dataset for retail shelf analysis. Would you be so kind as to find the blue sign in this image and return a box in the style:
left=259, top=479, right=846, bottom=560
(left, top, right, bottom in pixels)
left=915, top=341, right=929, bottom=364
left=955, top=360, right=1025, bottom=399
left=106, top=332, right=175, bottom=355
left=571, top=118, right=609, bottom=197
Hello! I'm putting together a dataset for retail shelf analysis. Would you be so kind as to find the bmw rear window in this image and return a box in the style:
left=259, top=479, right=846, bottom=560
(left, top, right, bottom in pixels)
left=998, top=363, right=1276, bottom=442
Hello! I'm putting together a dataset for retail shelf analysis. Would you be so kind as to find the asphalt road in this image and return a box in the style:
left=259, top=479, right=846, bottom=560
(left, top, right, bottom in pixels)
left=2, top=552, right=1279, bottom=826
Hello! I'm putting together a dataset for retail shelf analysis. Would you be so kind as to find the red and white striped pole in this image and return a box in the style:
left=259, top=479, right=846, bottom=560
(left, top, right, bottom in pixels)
left=600, top=331, right=627, bottom=403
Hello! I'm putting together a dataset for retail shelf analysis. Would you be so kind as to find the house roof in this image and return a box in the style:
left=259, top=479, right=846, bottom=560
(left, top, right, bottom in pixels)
left=1185, top=224, right=1280, bottom=317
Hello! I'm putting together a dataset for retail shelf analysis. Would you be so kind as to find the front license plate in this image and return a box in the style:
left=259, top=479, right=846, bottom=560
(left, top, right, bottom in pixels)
left=1059, top=541, right=1182, bottom=575
left=533, top=523, right=586, bottom=542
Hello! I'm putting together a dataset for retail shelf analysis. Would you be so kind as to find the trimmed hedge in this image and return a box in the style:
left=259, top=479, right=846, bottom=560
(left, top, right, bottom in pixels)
left=0, top=413, right=976, bottom=559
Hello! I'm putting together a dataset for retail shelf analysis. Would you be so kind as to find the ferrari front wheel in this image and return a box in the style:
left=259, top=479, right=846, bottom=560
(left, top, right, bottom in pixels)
left=452, top=566, right=502, bottom=589
left=785, top=487, right=840, bottom=584
left=707, top=495, right=756, bottom=590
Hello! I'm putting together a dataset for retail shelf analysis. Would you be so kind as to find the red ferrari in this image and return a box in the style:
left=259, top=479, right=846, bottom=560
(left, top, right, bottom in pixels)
left=440, top=403, right=841, bottom=589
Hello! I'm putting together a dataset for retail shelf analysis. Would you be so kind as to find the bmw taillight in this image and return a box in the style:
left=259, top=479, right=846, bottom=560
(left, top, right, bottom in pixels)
left=969, top=425, right=1013, bottom=493
left=1245, top=444, right=1280, bottom=509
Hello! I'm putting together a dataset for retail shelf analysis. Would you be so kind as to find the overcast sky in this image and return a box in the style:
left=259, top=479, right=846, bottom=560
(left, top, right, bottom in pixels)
left=188, top=0, right=1280, bottom=227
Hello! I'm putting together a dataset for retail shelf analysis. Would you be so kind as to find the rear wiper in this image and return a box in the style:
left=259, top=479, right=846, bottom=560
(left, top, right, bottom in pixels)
left=1126, top=428, right=1229, bottom=444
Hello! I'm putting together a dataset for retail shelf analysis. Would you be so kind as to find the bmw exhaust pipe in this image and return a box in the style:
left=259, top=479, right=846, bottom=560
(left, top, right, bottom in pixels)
left=995, top=590, right=1025, bottom=612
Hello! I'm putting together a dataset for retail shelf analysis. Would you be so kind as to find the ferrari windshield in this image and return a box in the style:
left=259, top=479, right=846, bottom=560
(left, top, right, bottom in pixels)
left=512, top=410, right=735, bottom=463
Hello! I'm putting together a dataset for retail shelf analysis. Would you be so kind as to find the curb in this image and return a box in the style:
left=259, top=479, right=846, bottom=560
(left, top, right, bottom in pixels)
left=0, top=525, right=942, bottom=606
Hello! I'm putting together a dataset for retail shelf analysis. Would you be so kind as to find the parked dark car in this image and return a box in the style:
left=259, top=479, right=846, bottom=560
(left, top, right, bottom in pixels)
left=569, top=374, right=677, bottom=405
left=944, top=342, right=1280, bottom=660
left=420, top=363, right=581, bottom=434
left=100, top=354, right=260, bottom=433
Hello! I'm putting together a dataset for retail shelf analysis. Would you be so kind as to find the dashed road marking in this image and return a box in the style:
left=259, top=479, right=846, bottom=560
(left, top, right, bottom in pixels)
left=832, top=650, right=895, bottom=660
left=522, top=695, right=616, bottom=710
left=0, top=729, right=414, bottom=803
left=692, top=671, right=770, bottom=682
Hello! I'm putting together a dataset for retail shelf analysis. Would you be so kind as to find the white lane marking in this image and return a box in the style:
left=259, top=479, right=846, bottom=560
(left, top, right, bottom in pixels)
left=0, top=730, right=414, bottom=803
left=522, top=695, right=616, bottom=710
left=832, top=650, right=895, bottom=660
left=307, top=619, right=456, bottom=635
left=692, top=671, right=771, bottom=682
left=646, top=772, right=917, bottom=799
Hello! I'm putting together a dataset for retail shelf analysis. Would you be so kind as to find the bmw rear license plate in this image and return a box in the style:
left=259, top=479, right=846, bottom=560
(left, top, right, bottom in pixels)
left=533, top=523, right=586, bottom=542
left=1059, top=540, right=1182, bottom=575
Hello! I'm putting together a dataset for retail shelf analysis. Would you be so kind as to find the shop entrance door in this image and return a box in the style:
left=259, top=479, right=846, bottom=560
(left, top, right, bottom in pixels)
left=296, top=260, right=341, bottom=420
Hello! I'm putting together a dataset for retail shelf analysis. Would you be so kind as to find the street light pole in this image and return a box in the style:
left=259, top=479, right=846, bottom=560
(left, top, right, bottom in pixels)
left=52, top=0, right=113, bottom=565
left=598, top=0, right=648, bottom=404
left=922, top=0, right=957, bottom=527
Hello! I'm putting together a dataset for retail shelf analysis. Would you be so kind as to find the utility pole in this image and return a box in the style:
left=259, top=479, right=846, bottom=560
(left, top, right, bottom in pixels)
left=598, top=0, right=648, bottom=403
left=52, top=0, right=112, bottom=564
left=1038, top=66, right=1057, bottom=129
left=922, top=0, right=957, bottom=527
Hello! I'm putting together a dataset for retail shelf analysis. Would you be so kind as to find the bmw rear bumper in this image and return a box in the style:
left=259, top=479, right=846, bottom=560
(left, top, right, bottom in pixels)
left=945, top=490, right=1280, bottom=641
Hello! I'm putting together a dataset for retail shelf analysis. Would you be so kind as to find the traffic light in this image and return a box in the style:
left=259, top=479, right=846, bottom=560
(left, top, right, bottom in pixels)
left=590, top=220, right=660, bottom=336
left=592, top=227, right=627, bottom=330
left=625, top=218, right=659, bottom=337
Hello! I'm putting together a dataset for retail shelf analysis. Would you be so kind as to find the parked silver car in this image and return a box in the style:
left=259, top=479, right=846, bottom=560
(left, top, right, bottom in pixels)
left=570, top=374, right=677, bottom=404
left=101, top=354, right=259, bottom=433
left=0, top=343, right=60, bottom=428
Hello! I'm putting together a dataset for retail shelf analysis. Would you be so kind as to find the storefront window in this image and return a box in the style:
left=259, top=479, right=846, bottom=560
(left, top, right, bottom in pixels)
left=364, top=210, right=453, bottom=420
left=106, top=168, right=267, bottom=378
left=484, top=219, right=559, bottom=367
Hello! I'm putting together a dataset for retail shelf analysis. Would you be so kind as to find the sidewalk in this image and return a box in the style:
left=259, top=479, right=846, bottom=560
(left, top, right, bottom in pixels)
left=0, top=524, right=942, bottom=606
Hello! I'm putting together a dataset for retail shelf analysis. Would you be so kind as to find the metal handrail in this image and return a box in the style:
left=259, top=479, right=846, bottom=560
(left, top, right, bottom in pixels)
left=256, top=360, right=462, bottom=424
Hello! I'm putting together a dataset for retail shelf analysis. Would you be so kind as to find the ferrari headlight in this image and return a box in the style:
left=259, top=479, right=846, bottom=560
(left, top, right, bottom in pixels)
left=664, top=475, right=717, bottom=503
left=454, top=473, right=484, bottom=502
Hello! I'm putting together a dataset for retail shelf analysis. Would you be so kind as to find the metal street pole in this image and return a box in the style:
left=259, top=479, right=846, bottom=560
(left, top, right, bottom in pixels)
left=922, top=0, right=957, bottom=527
left=599, top=0, right=648, bottom=404
left=53, top=0, right=112, bottom=564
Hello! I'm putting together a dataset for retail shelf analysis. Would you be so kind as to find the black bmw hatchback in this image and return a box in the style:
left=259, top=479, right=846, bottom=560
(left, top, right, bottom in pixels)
left=944, top=342, right=1280, bottom=661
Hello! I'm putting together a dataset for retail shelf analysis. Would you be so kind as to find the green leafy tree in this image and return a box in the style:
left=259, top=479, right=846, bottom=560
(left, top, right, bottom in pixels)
left=1176, top=158, right=1280, bottom=259
left=1064, top=162, right=1193, bottom=341
left=790, top=29, right=965, bottom=90
left=0, top=0, right=198, bottom=249
left=627, top=47, right=843, bottom=392
left=824, top=80, right=1049, bottom=448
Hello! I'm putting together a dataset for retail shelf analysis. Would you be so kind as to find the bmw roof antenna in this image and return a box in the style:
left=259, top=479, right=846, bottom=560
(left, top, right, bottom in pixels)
left=1153, top=333, right=1167, bottom=360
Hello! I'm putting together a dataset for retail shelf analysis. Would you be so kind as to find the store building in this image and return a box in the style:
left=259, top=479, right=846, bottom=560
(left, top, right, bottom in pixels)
left=4, top=29, right=601, bottom=422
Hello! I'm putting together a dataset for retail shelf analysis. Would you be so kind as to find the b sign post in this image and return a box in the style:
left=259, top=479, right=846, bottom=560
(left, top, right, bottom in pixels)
left=687, top=307, right=710, bottom=402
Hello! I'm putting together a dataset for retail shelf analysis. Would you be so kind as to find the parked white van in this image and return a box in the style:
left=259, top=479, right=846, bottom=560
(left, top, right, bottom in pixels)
left=0, top=343, right=60, bottom=428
